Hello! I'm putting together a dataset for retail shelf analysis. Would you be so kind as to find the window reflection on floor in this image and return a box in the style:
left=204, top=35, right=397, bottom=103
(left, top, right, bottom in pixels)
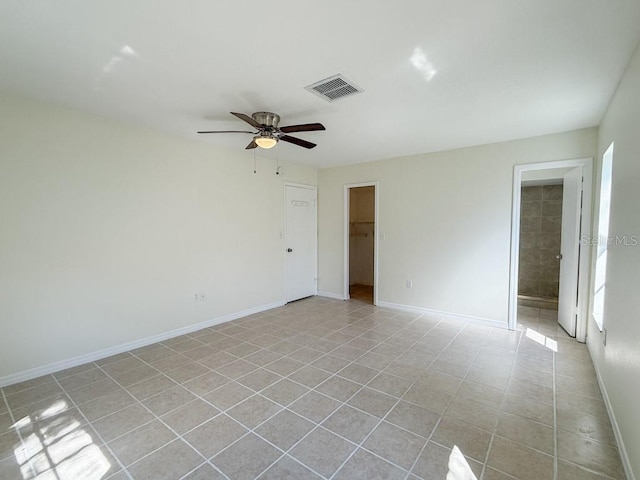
left=517, top=305, right=565, bottom=352
left=11, top=399, right=111, bottom=480
left=525, top=328, right=558, bottom=352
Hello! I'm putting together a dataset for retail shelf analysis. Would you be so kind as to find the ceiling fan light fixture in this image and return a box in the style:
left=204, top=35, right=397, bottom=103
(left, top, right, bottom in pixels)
left=198, top=112, right=324, bottom=150
left=255, top=135, right=278, bottom=149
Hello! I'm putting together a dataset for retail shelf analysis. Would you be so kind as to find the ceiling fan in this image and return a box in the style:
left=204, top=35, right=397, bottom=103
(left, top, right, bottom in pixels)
left=198, top=112, right=325, bottom=150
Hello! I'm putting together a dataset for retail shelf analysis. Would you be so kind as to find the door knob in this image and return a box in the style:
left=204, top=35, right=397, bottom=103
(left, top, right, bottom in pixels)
left=556, top=253, right=563, bottom=260
left=287, top=248, right=293, bottom=253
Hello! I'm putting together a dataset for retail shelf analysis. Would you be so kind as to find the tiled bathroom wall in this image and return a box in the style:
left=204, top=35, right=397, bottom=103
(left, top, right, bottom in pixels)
left=518, top=185, right=563, bottom=306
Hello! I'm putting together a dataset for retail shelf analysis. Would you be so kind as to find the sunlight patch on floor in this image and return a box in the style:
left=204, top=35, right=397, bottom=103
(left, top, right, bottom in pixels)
left=526, top=328, right=558, bottom=352
left=12, top=399, right=111, bottom=480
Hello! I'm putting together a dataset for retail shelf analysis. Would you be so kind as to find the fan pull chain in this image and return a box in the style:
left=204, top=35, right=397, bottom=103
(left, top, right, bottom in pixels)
left=253, top=149, right=256, bottom=174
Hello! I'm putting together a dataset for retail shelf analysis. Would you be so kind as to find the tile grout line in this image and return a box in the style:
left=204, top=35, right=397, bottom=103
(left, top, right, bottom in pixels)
left=297, top=315, right=440, bottom=478
left=3, top=378, right=131, bottom=480
left=404, top=320, right=504, bottom=480
left=167, top=306, right=383, bottom=479
left=229, top=309, right=448, bottom=479
left=182, top=363, right=361, bottom=477
left=108, top=311, right=386, bottom=479
left=477, top=326, right=524, bottom=480
left=2, top=379, right=69, bottom=478
left=221, top=308, right=436, bottom=479
left=552, top=333, right=559, bottom=480
left=175, top=461, right=212, bottom=480
left=481, top=309, right=567, bottom=480
left=48, top=374, right=136, bottom=480
left=109, top=357, right=265, bottom=480
left=328, top=314, right=473, bottom=480
left=72, top=361, right=232, bottom=480
left=200, top=385, right=352, bottom=479
left=0, top=386, right=13, bottom=423
left=0, top=387, right=36, bottom=474
left=69, top=317, right=348, bottom=478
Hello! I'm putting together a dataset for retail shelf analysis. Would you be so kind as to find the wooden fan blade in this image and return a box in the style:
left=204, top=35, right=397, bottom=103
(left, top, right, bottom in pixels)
left=280, top=135, right=316, bottom=149
left=245, top=139, right=258, bottom=149
left=197, top=130, right=255, bottom=134
left=231, top=112, right=262, bottom=129
left=279, top=123, right=325, bottom=133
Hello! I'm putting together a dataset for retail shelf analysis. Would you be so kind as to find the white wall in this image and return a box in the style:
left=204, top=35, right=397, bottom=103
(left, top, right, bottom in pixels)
left=319, top=128, right=597, bottom=323
left=588, top=43, right=640, bottom=480
left=0, top=93, right=316, bottom=382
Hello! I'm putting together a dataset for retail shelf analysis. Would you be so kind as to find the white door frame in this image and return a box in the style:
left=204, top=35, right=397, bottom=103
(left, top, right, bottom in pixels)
left=508, top=158, right=592, bottom=341
left=284, top=182, right=318, bottom=302
left=343, top=182, right=379, bottom=304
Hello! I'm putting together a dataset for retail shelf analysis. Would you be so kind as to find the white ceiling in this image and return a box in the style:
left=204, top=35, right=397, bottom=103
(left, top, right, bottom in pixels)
left=1, top=1, right=639, bottom=168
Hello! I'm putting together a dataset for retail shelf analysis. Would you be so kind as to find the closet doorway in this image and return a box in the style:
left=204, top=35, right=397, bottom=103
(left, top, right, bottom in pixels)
left=344, top=183, right=378, bottom=304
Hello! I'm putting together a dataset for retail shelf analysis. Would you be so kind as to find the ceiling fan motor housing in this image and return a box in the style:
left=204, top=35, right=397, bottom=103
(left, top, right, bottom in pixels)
left=252, top=112, right=280, bottom=130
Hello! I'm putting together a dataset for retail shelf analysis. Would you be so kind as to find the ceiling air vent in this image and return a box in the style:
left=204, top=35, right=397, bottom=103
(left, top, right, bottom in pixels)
left=305, top=74, right=364, bottom=102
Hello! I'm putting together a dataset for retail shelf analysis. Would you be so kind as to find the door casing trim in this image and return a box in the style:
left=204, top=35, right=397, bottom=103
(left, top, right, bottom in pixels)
left=509, top=158, right=593, bottom=341
left=344, top=182, right=379, bottom=305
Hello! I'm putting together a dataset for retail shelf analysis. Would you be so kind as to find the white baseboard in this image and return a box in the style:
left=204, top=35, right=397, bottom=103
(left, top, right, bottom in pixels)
left=0, top=300, right=285, bottom=388
left=317, top=291, right=347, bottom=300
left=376, top=301, right=507, bottom=329
left=589, top=352, right=636, bottom=480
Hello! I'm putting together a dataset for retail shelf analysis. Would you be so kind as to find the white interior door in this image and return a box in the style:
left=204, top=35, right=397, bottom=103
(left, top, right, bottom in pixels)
left=284, top=185, right=317, bottom=302
left=557, top=167, right=583, bottom=336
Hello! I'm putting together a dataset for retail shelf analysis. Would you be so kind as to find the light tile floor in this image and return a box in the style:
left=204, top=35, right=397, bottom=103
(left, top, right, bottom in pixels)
left=0, top=298, right=625, bottom=480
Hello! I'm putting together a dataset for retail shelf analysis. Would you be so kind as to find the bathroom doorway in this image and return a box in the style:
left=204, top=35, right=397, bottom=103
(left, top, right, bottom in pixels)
left=518, top=180, right=564, bottom=311
left=509, top=159, right=593, bottom=341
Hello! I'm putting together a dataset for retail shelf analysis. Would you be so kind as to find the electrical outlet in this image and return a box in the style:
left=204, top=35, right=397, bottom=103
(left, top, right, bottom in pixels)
left=194, top=292, right=206, bottom=302
left=406, top=280, right=413, bottom=288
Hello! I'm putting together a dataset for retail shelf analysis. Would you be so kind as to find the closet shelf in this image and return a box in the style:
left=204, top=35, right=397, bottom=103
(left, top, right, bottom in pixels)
left=349, top=220, right=374, bottom=238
